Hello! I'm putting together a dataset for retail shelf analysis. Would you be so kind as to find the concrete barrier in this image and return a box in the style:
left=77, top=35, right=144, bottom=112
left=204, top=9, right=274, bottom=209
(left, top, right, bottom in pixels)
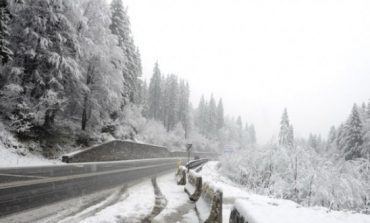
left=181, top=170, right=223, bottom=223
left=184, top=170, right=202, bottom=201
left=62, top=140, right=170, bottom=163
left=197, top=181, right=223, bottom=223
left=176, top=165, right=187, bottom=185
left=229, top=207, right=247, bottom=223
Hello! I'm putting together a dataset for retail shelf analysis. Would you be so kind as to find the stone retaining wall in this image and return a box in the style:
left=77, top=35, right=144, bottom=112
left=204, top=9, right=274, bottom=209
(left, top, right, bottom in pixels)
left=62, top=140, right=170, bottom=163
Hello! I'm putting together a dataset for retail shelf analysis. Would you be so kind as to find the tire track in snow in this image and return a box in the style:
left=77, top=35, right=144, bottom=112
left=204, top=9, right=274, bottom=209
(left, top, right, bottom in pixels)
left=58, top=186, right=128, bottom=223
left=142, top=177, right=168, bottom=223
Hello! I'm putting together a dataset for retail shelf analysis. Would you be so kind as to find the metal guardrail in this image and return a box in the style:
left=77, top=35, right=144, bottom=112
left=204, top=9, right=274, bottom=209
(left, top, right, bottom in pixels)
left=179, top=164, right=223, bottom=223
left=185, top=158, right=209, bottom=169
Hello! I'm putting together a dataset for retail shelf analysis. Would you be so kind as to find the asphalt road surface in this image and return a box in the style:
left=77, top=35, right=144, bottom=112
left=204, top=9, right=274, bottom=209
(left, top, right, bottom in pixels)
left=0, top=157, right=186, bottom=218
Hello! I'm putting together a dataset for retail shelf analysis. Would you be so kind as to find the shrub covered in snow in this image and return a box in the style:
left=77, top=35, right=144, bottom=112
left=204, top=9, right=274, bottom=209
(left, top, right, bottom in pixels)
left=220, top=144, right=370, bottom=212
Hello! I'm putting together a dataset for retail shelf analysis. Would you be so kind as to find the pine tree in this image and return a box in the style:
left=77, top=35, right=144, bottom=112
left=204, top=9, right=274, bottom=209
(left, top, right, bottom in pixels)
left=196, top=95, right=207, bottom=134
left=10, top=0, right=83, bottom=129
left=279, top=108, right=294, bottom=147
left=249, top=124, right=256, bottom=144
left=236, top=116, right=243, bottom=145
left=236, top=116, right=243, bottom=129
left=327, top=126, right=336, bottom=144
left=343, top=104, right=363, bottom=160
left=216, top=98, right=224, bottom=129
left=0, top=0, right=12, bottom=65
left=164, top=74, right=178, bottom=132
left=336, top=123, right=345, bottom=151
left=77, top=0, right=126, bottom=131
left=208, top=94, right=217, bottom=135
left=177, top=79, right=190, bottom=138
left=110, top=0, right=141, bottom=103
left=148, top=62, right=162, bottom=120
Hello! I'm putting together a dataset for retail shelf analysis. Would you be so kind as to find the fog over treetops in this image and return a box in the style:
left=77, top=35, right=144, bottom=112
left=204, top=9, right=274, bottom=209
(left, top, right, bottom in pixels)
left=124, top=0, right=370, bottom=142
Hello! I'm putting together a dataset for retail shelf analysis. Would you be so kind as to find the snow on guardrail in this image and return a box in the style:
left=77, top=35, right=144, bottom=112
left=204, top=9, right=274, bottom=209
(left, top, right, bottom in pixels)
left=176, top=165, right=187, bottom=185
left=230, top=198, right=370, bottom=223
left=184, top=169, right=202, bottom=201
left=185, top=158, right=209, bottom=169
left=196, top=180, right=223, bottom=223
left=180, top=168, right=223, bottom=222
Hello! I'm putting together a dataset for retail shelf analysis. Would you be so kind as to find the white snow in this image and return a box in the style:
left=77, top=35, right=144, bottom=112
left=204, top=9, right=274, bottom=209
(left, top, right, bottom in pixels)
left=196, top=198, right=211, bottom=222
left=185, top=182, right=195, bottom=195
left=0, top=146, right=61, bottom=167
left=153, top=173, right=199, bottom=223
left=199, top=161, right=370, bottom=223
left=234, top=198, right=370, bottom=223
left=79, top=179, right=155, bottom=223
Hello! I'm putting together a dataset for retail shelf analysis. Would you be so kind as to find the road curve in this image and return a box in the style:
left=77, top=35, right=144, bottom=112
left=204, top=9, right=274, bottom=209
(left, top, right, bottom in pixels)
left=0, top=157, right=185, bottom=218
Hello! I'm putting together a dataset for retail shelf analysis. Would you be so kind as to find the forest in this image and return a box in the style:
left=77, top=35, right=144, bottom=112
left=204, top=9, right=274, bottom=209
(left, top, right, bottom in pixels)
left=221, top=106, right=370, bottom=213
left=0, top=0, right=369, bottom=214
left=0, top=0, right=255, bottom=156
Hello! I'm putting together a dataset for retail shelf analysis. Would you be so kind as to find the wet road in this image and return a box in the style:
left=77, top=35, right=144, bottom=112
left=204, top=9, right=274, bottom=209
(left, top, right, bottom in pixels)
left=0, top=157, right=185, bottom=217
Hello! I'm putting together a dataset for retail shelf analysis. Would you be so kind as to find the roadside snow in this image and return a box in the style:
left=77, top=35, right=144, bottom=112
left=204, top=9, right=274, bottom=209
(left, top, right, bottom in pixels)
left=234, top=198, right=370, bottom=223
left=79, top=179, right=155, bottom=223
left=199, top=161, right=370, bottom=223
left=0, top=146, right=61, bottom=167
left=153, top=173, right=199, bottom=223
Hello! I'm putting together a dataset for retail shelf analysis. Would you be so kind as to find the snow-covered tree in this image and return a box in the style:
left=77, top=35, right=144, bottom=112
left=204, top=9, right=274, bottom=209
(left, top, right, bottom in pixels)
left=0, top=0, right=12, bottom=65
left=279, top=108, right=294, bottom=147
left=207, top=94, right=217, bottom=135
left=9, top=0, right=84, bottom=129
left=342, top=104, right=363, bottom=160
left=77, top=0, right=125, bottom=131
left=110, top=0, right=141, bottom=103
left=196, top=95, right=207, bottom=135
left=137, top=80, right=149, bottom=116
left=249, top=124, right=256, bottom=144
left=216, top=98, right=224, bottom=129
left=163, top=74, right=178, bottom=131
left=327, top=126, right=336, bottom=144
left=177, top=79, right=190, bottom=138
left=148, top=62, right=162, bottom=120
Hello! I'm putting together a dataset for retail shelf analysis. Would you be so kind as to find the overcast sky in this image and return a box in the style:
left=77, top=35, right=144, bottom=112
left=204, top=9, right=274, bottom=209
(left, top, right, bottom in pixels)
left=123, top=0, right=370, bottom=143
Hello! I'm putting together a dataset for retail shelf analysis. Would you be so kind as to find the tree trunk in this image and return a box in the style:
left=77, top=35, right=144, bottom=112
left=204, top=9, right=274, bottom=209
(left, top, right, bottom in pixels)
left=81, top=95, right=88, bottom=130
left=81, top=62, right=94, bottom=131
left=44, top=109, right=57, bottom=129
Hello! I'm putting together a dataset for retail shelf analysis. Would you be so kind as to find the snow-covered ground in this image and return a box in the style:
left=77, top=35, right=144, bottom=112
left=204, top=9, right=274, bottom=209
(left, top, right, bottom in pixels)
left=0, top=145, right=61, bottom=167
left=199, top=161, right=370, bottom=223
left=79, top=179, right=155, bottom=223
left=153, top=173, right=198, bottom=223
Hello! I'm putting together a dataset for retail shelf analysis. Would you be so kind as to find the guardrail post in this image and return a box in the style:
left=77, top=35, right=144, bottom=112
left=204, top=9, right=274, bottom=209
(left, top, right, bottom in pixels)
left=229, top=207, right=246, bottom=223
left=176, top=166, right=187, bottom=185
left=185, top=171, right=202, bottom=201
left=204, top=188, right=223, bottom=223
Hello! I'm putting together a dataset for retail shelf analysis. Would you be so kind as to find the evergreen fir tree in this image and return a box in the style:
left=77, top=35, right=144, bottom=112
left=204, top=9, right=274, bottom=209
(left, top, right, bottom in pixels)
left=279, top=108, right=294, bottom=147
left=216, top=98, right=224, bottom=129
left=110, top=0, right=141, bottom=103
left=148, top=62, right=162, bottom=120
left=249, top=124, right=256, bottom=144
left=196, top=95, right=207, bottom=134
left=177, top=79, right=190, bottom=138
left=0, top=0, right=12, bottom=65
left=165, top=74, right=178, bottom=132
left=10, top=0, right=83, bottom=129
left=208, top=94, right=217, bottom=135
left=343, top=104, right=363, bottom=160
left=327, top=126, right=336, bottom=144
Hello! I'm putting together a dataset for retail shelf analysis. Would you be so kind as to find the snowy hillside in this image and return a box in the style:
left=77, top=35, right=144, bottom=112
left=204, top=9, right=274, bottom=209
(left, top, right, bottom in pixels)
left=199, top=161, right=370, bottom=223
